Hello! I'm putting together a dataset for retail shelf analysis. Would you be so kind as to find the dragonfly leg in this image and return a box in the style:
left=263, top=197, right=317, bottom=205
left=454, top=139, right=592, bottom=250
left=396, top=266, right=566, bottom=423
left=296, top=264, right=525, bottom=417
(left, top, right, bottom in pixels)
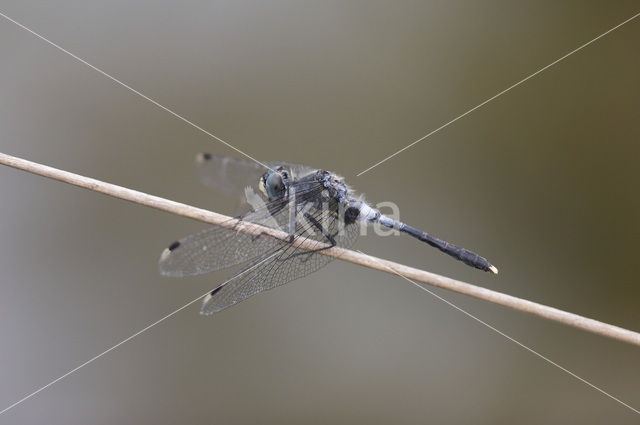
left=288, top=213, right=337, bottom=262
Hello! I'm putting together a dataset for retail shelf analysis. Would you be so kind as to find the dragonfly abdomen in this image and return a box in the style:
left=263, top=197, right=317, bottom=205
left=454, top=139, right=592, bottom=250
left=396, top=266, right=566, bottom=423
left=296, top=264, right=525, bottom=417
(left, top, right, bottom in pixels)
left=399, top=224, right=498, bottom=273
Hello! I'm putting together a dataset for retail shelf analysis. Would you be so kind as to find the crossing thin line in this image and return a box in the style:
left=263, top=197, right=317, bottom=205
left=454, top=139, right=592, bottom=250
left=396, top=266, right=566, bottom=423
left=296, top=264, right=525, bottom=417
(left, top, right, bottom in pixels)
left=0, top=10, right=273, bottom=172
left=1, top=6, right=638, bottom=420
left=360, top=251, right=640, bottom=415
left=0, top=252, right=279, bottom=416
left=356, top=11, right=640, bottom=176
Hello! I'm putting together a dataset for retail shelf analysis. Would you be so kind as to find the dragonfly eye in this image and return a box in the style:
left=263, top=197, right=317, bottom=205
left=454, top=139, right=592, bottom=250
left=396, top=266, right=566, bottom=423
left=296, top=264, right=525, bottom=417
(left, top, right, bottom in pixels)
left=264, top=171, right=286, bottom=200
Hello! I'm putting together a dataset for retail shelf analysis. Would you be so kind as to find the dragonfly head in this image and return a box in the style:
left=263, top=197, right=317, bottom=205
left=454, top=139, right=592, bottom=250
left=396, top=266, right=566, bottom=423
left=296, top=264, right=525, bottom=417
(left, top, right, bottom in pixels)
left=259, top=166, right=291, bottom=200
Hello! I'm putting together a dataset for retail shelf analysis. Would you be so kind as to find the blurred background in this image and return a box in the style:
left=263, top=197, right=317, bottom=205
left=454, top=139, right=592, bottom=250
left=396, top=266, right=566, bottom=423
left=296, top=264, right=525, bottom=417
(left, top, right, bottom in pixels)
left=0, top=1, right=639, bottom=423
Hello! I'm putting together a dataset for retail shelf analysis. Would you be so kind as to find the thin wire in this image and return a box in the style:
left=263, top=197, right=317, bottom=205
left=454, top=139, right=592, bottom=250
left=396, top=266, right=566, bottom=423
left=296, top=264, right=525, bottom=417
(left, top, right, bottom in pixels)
left=0, top=10, right=273, bottom=172
left=356, top=11, right=640, bottom=176
left=360, top=251, right=640, bottom=415
left=0, top=252, right=279, bottom=416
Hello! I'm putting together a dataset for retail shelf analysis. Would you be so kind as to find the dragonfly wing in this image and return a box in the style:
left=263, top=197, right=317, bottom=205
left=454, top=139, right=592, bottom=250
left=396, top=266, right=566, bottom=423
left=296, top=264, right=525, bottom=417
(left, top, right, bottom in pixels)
left=158, top=206, right=287, bottom=277
left=195, top=153, right=312, bottom=197
left=200, top=205, right=360, bottom=314
left=195, top=153, right=266, bottom=197
left=160, top=171, right=359, bottom=314
left=158, top=177, right=323, bottom=277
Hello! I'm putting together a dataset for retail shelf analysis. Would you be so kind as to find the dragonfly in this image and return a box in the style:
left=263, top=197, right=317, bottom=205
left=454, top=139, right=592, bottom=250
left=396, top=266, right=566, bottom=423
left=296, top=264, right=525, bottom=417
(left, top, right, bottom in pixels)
left=159, top=154, right=498, bottom=314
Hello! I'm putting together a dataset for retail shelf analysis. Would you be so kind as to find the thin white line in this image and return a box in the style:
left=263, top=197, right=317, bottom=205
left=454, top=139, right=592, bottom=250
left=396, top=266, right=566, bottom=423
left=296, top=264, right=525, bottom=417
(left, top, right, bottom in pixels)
left=356, top=11, right=640, bottom=176
left=0, top=293, right=205, bottom=416
left=0, top=252, right=279, bottom=416
left=0, top=10, right=273, bottom=172
left=357, top=251, right=640, bottom=415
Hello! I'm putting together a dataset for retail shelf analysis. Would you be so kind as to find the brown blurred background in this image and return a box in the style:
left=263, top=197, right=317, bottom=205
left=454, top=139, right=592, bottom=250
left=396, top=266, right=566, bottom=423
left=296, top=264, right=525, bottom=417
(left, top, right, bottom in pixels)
left=1, top=1, right=639, bottom=424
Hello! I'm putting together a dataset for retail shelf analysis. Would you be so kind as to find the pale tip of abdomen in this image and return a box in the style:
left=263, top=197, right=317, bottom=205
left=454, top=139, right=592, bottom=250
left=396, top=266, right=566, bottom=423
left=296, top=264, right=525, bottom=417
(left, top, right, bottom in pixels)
left=489, top=265, right=499, bottom=275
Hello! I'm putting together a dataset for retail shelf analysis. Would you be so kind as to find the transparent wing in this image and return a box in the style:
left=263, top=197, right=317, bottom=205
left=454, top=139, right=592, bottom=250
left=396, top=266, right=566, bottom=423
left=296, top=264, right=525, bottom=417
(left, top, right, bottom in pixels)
left=195, top=153, right=265, bottom=197
left=158, top=178, right=320, bottom=277
left=161, top=165, right=360, bottom=314
left=158, top=212, right=285, bottom=277
left=200, top=203, right=360, bottom=314
left=195, top=153, right=312, bottom=197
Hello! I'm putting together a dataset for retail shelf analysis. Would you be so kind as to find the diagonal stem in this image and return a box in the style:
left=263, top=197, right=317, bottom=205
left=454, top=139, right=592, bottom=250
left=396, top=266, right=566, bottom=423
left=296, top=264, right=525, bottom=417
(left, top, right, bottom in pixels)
left=1, top=151, right=639, bottom=347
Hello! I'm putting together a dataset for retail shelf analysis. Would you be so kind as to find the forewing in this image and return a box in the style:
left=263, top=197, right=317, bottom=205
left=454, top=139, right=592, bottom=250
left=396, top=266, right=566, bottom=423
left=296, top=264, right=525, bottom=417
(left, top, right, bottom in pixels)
left=158, top=178, right=322, bottom=277
left=158, top=220, right=281, bottom=277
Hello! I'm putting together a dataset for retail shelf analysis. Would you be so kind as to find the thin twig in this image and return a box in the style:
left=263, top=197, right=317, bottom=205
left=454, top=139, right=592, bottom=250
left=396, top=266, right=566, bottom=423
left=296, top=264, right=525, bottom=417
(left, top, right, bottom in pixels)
left=1, top=151, right=639, bottom=347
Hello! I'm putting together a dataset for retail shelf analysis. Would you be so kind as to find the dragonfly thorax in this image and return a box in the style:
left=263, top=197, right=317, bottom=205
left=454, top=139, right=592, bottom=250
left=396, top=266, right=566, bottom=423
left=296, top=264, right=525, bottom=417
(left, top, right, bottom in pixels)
left=315, top=170, right=350, bottom=203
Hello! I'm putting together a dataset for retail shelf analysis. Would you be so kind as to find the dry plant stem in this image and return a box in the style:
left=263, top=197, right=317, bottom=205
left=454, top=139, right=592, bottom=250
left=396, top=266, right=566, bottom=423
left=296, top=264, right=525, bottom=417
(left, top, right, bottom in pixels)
left=1, top=151, right=639, bottom=347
